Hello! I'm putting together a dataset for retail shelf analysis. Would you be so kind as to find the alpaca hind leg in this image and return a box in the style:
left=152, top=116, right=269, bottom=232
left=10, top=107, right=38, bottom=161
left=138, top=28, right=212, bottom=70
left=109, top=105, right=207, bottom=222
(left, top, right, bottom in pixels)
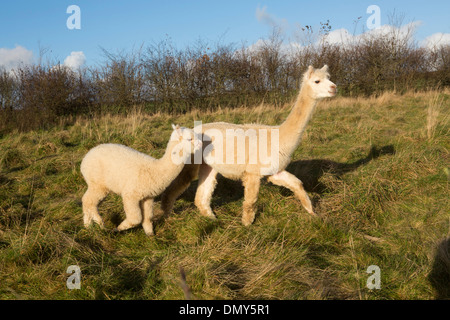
left=161, top=164, right=199, bottom=216
left=82, top=186, right=108, bottom=228
left=194, top=164, right=217, bottom=219
left=141, top=198, right=154, bottom=236
left=116, top=196, right=143, bottom=232
left=268, top=170, right=316, bottom=216
left=242, top=174, right=261, bottom=226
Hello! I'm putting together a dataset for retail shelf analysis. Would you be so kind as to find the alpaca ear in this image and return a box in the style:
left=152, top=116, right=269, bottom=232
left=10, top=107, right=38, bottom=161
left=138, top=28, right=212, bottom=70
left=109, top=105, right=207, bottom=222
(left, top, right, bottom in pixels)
left=305, top=65, right=314, bottom=79
left=321, top=65, right=329, bottom=72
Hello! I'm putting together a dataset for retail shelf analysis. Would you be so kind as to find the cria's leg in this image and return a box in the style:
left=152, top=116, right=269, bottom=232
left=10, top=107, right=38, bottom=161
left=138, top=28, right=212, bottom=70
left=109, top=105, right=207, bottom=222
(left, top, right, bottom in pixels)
left=141, top=198, right=154, bottom=236
left=82, top=186, right=108, bottom=228
left=268, top=170, right=316, bottom=216
left=194, top=164, right=217, bottom=219
left=242, top=173, right=261, bottom=226
left=116, top=196, right=143, bottom=232
left=161, top=164, right=200, bottom=216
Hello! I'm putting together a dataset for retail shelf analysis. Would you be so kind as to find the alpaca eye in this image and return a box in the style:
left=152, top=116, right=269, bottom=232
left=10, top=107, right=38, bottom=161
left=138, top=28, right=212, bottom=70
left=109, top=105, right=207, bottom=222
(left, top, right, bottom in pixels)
left=315, top=80, right=320, bottom=84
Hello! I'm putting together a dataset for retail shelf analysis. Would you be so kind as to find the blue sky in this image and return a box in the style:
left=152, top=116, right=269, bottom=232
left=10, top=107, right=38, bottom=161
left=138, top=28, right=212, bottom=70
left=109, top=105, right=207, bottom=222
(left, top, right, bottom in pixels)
left=1, top=0, right=449, bottom=69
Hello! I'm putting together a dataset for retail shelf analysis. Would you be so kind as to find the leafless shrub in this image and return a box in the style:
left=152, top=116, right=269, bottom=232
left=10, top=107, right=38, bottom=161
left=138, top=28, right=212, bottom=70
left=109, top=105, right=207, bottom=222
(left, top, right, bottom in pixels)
left=92, top=47, right=145, bottom=112
left=1, top=63, right=94, bottom=132
left=1, top=18, right=449, bottom=133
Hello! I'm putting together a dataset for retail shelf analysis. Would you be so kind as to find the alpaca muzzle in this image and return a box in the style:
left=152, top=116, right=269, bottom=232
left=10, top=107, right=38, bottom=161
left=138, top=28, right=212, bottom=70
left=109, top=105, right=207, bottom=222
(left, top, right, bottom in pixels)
left=328, top=85, right=337, bottom=96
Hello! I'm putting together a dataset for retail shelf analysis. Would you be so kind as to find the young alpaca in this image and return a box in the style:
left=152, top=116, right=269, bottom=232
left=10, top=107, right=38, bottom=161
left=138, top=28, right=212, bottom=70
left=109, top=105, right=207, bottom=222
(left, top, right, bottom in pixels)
left=80, top=124, right=202, bottom=235
left=161, top=65, right=337, bottom=225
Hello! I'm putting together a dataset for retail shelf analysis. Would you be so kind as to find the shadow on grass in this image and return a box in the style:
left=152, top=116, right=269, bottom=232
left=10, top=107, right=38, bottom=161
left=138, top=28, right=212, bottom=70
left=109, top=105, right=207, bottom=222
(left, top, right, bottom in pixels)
left=287, top=145, right=395, bottom=194
left=428, top=237, right=450, bottom=300
left=178, top=144, right=395, bottom=207
left=93, top=257, right=163, bottom=300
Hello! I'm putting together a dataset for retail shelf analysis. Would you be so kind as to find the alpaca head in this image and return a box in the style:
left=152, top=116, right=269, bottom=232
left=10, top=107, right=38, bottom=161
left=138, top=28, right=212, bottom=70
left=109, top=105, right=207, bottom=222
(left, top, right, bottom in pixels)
left=170, top=124, right=202, bottom=163
left=302, top=65, right=337, bottom=99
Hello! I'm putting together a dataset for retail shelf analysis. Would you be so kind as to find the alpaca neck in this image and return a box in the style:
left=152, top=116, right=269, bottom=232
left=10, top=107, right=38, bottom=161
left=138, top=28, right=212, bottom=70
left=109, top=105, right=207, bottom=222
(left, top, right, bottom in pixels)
left=153, top=140, right=186, bottom=178
left=279, top=85, right=317, bottom=151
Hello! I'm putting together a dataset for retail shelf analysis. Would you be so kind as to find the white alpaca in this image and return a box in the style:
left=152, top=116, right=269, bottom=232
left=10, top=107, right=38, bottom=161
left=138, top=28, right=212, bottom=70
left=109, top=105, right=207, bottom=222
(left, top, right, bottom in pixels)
left=161, top=66, right=337, bottom=225
left=80, top=124, right=202, bottom=235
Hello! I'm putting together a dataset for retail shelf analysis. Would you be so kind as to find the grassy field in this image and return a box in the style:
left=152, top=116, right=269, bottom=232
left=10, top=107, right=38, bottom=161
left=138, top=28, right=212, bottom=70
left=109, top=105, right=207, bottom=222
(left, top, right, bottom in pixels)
left=0, top=90, right=449, bottom=300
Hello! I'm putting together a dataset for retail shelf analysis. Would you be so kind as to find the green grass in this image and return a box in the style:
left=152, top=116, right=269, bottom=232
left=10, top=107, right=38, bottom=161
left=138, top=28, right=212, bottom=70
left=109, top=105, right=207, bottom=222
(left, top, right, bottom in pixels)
left=0, top=90, right=449, bottom=300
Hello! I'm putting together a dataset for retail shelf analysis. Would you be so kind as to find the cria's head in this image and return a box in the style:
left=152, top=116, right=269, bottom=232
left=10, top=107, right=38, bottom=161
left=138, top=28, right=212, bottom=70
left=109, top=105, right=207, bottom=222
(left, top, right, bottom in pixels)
left=302, top=65, right=337, bottom=99
left=170, top=124, right=202, bottom=153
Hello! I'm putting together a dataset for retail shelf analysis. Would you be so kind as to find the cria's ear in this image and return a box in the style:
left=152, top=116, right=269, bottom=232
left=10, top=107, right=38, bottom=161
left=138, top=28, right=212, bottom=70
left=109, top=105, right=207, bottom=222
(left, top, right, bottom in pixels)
left=321, top=65, right=329, bottom=72
left=172, top=124, right=182, bottom=138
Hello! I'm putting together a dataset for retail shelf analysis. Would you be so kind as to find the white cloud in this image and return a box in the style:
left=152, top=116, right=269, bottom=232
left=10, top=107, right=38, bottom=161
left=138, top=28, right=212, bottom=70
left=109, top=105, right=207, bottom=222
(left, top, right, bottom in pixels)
left=322, top=28, right=354, bottom=45
left=256, top=5, right=277, bottom=27
left=320, top=21, right=422, bottom=47
left=248, top=18, right=450, bottom=67
left=63, top=51, right=86, bottom=70
left=421, top=32, right=450, bottom=50
left=366, top=21, right=422, bottom=41
left=255, top=5, right=288, bottom=31
left=0, top=45, right=33, bottom=71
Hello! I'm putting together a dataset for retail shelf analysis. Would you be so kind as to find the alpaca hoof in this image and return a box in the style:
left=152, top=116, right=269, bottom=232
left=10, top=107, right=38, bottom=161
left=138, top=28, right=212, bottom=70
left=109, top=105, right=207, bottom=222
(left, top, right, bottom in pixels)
left=85, top=221, right=105, bottom=230
left=242, top=214, right=255, bottom=226
left=143, top=224, right=154, bottom=236
left=199, top=209, right=217, bottom=220
left=145, top=230, right=154, bottom=236
left=307, top=209, right=318, bottom=217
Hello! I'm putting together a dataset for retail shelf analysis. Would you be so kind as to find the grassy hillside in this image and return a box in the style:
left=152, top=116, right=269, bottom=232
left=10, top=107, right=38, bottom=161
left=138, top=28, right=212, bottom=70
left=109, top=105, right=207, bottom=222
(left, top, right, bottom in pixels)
left=0, top=90, right=449, bottom=300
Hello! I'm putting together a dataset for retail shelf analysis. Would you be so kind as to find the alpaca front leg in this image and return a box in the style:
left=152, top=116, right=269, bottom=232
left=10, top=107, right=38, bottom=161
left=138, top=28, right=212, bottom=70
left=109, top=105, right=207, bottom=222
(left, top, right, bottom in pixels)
left=242, top=174, right=261, bottom=226
left=141, top=198, right=154, bottom=236
left=268, top=170, right=316, bottom=216
left=82, top=186, right=107, bottom=228
left=116, top=196, right=143, bottom=232
left=161, top=164, right=199, bottom=216
left=194, top=164, right=218, bottom=219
